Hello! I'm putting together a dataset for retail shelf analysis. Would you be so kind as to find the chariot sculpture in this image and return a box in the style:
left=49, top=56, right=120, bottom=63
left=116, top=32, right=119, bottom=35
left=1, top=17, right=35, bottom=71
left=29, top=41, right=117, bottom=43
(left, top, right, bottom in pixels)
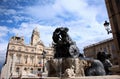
left=47, top=27, right=112, bottom=77
left=52, top=27, right=83, bottom=58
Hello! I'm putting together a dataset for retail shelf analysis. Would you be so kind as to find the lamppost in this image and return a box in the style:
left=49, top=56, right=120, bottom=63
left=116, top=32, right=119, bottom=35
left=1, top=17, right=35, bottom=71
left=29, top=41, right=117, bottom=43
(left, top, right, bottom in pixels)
left=103, top=21, right=112, bottom=34
left=42, top=50, right=46, bottom=73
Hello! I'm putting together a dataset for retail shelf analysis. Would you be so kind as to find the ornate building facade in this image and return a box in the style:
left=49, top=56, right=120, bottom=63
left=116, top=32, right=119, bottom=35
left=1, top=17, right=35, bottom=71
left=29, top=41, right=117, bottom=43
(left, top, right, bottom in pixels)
left=84, top=38, right=118, bottom=65
left=1, top=28, right=54, bottom=79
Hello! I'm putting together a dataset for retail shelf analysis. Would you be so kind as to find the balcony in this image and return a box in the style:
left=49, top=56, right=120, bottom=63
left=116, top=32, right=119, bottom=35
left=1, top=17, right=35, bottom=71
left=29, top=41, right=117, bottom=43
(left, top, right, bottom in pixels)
left=15, top=62, right=23, bottom=66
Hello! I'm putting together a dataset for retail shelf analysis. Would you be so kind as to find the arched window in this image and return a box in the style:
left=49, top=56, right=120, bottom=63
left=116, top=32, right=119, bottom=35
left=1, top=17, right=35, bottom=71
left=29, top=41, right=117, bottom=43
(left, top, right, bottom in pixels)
left=18, top=47, right=22, bottom=51
left=37, top=68, right=41, bottom=76
left=17, top=54, right=21, bottom=64
left=17, top=56, right=20, bottom=64
left=24, top=67, right=27, bottom=71
left=30, top=68, right=33, bottom=73
left=16, top=67, right=20, bottom=74
left=38, top=68, right=41, bottom=71
left=24, top=55, right=28, bottom=64
left=9, top=54, right=13, bottom=59
left=30, top=56, right=34, bottom=64
left=11, top=46, right=15, bottom=50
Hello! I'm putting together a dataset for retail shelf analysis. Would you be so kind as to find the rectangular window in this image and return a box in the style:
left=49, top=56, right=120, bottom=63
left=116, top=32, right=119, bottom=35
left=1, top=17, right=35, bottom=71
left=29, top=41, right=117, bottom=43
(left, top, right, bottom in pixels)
left=111, top=44, right=115, bottom=50
left=104, top=47, right=107, bottom=52
left=17, top=56, right=21, bottom=64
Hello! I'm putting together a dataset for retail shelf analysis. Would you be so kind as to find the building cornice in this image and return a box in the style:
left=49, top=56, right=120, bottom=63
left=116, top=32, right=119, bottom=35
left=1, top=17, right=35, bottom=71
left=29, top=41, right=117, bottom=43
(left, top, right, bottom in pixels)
left=84, top=38, right=113, bottom=49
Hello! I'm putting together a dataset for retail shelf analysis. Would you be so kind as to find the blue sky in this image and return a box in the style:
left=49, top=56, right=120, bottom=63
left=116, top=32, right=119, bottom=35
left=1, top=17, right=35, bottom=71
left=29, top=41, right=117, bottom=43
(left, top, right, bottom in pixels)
left=0, top=0, right=112, bottom=64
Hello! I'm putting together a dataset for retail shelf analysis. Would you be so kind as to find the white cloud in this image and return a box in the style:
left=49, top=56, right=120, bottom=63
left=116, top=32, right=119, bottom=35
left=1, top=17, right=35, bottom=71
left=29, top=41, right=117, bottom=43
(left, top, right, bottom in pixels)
left=11, top=22, right=56, bottom=45
left=24, top=0, right=100, bottom=22
left=25, top=6, right=56, bottom=19
left=0, top=26, right=9, bottom=58
left=0, top=39, right=8, bottom=64
left=12, top=23, right=37, bottom=38
left=68, top=21, right=112, bottom=47
left=0, top=43, right=7, bottom=54
left=9, top=0, right=112, bottom=49
left=0, top=0, right=112, bottom=53
left=0, top=26, right=9, bottom=37
left=6, top=20, right=13, bottom=23
left=0, top=8, right=17, bottom=15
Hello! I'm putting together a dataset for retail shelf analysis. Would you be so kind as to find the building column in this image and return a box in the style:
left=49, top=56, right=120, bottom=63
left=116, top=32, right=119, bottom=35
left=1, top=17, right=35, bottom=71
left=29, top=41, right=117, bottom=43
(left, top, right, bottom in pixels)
left=105, top=0, right=120, bottom=68
left=35, top=54, right=38, bottom=66
left=27, top=55, right=30, bottom=65
left=11, top=53, right=17, bottom=76
left=21, top=54, right=24, bottom=64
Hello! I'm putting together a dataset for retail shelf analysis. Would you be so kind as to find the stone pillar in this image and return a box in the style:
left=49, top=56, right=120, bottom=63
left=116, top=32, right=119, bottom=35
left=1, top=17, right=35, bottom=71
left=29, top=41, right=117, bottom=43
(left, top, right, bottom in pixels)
left=105, top=0, right=120, bottom=68
left=35, top=55, right=37, bottom=66
left=21, top=54, right=24, bottom=64
left=11, top=53, right=15, bottom=72
left=27, top=55, right=30, bottom=65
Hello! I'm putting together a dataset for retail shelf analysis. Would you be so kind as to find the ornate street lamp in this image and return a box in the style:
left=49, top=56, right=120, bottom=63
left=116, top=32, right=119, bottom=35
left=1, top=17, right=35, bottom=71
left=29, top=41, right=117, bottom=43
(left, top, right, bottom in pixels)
left=103, top=21, right=112, bottom=34
left=42, top=50, right=46, bottom=72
